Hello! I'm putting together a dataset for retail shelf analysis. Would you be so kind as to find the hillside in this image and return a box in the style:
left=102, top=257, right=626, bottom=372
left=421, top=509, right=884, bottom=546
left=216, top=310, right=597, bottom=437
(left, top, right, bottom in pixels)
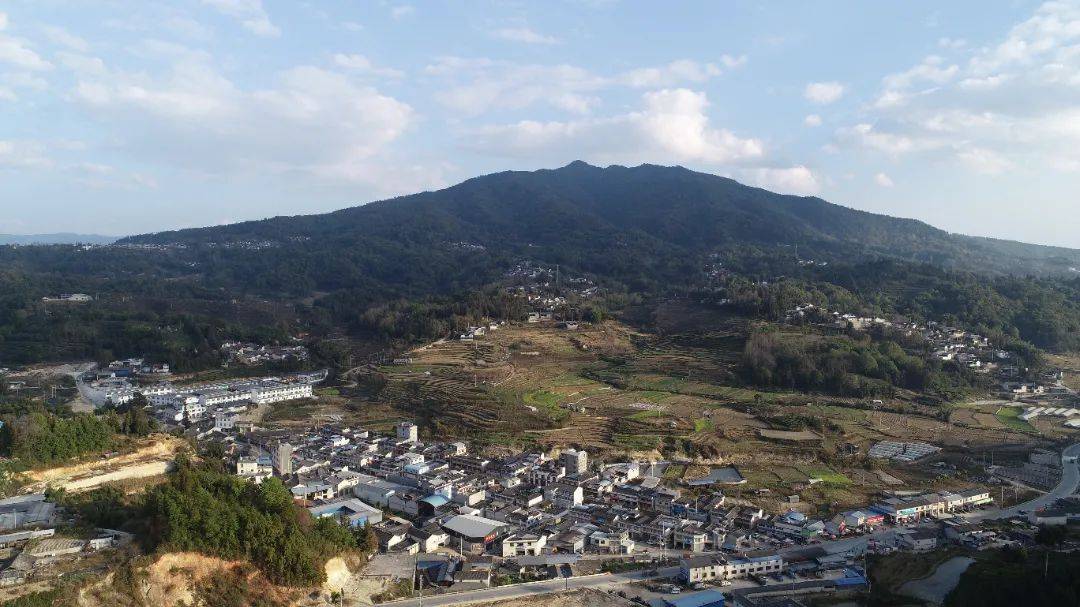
left=119, top=162, right=1080, bottom=297
left=1, top=162, right=1078, bottom=368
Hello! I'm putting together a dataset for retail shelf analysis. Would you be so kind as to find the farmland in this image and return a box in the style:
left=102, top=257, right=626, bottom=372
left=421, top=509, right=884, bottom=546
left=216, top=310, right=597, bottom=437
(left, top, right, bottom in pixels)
left=333, top=308, right=1066, bottom=514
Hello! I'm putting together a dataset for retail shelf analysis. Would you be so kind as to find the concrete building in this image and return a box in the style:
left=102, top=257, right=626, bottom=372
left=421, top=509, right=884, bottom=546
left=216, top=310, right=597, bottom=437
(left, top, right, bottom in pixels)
left=397, top=422, right=419, bottom=443
left=680, top=554, right=784, bottom=583
left=274, top=442, right=294, bottom=475
left=561, top=449, right=588, bottom=475
left=308, top=498, right=383, bottom=528
left=501, top=533, right=548, bottom=557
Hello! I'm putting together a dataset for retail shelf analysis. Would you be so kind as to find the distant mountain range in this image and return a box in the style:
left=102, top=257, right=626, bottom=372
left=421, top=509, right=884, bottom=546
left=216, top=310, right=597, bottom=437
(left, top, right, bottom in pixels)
left=119, top=162, right=1080, bottom=298
left=0, top=233, right=117, bottom=245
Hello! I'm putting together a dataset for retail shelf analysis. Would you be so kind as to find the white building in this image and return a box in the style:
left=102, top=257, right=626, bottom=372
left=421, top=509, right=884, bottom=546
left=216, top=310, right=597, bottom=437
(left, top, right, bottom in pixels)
left=214, top=412, right=237, bottom=432
left=501, top=533, right=547, bottom=557
left=680, top=554, right=784, bottom=583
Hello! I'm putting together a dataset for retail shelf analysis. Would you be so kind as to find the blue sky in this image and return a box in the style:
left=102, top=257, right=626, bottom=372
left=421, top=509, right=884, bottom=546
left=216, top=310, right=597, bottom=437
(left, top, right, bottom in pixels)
left=1, top=1, right=1079, bottom=247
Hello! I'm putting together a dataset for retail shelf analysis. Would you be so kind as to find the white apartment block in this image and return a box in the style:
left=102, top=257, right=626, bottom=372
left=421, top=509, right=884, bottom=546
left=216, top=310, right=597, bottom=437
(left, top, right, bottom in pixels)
left=680, top=554, right=784, bottom=583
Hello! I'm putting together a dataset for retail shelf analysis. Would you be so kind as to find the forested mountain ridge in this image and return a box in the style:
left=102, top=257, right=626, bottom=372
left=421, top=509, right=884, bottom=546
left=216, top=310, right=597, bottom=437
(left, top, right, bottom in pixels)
left=121, top=161, right=1080, bottom=287
left=1, top=162, right=1078, bottom=368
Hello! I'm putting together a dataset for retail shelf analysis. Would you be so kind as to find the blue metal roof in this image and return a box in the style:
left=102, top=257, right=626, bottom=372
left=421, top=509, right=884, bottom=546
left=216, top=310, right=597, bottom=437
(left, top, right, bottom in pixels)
left=421, top=494, right=450, bottom=507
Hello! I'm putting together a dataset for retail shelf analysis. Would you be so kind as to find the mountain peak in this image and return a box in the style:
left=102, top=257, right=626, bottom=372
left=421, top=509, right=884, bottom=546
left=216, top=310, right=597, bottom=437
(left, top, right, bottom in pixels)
left=560, top=160, right=599, bottom=171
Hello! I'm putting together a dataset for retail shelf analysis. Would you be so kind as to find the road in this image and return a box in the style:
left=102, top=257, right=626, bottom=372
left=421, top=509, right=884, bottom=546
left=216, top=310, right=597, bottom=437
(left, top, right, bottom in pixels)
left=386, top=566, right=681, bottom=607
left=962, top=441, right=1080, bottom=522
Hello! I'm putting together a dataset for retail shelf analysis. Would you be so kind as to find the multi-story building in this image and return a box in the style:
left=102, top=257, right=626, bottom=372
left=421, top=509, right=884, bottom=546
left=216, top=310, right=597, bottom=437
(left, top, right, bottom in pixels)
left=561, top=449, right=588, bottom=475
left=501, top=533, right=547, bottom=557
left=680, top=553, right=784, bottom=583
left=544, top=483, right=584, bottom=508
left=396, top=422, right=419, bottom=443
left=274, top=442, right=294, bottom=475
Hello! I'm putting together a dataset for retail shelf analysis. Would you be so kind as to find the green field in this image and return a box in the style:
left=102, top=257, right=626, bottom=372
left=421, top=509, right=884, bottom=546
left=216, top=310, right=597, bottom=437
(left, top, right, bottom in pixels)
left=804, top=466, right=852, bottom=486
left=995, top=406, right=1035, bottom=432
left=694, top=418, right=716, bottom=433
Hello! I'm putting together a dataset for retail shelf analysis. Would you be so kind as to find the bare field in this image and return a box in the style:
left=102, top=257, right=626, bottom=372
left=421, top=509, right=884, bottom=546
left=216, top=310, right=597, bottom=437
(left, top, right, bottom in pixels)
left=23, top=434, right=189, bottom=494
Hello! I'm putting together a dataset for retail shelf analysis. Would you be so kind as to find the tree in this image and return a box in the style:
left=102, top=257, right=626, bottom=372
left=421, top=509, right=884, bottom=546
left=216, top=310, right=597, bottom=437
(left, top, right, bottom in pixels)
left=356, top=521, right=379, bottom=554
left=1036, top=524, right=1068, bottom=547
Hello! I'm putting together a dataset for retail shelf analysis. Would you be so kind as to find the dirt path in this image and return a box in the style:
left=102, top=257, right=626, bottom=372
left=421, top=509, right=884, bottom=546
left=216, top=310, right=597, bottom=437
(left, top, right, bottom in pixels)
left=22, top=435, right=187, bottom=494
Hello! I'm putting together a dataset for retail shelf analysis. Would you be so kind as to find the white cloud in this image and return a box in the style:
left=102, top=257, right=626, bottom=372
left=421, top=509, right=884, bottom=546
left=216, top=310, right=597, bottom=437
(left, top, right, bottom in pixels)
left=956, top=146, right=1014, bottom=174
left=0, top=15, right=52, bottom=71
left=743, top=165, right=821, bottom=195
left=72, top=162, right=158, bottom=190
left=469, top=88, right=764, bottom=167
left=620, top=60, right=722, bottom=87
left=0, top=140, right=50, bottom=168
left=67, top=52, right=415, bottom=187
left=837, top=123, right=944, bottom=156
left=491, top=27, right=560, bottom=45
left=57, top=52, right=107, bottom=76
left=202, top=0, right=280, bottom=37
left=427, top=56, right=744, bottom=117
left=428, top=57, right=604, bottom=115
left=391, top=5, right=415, bottom=19
left=938, top=37, right=967, bottom=49
left=332, top=54, right=405, bottom=78
left=840, top=2, right=1080, bottom=178
left=804, top=81, right=844, bottom=104
left=720, top=54, right=748, bottom=69
left=874, top=172, right=894, bottom=187
left=804, top=114, right=822, bottom=127
left=41, top=25, right=88, bottom=52
left=341, top=21, right=364, bottom=32
left=881, top=55, right=958, bottom=91
left=874, top=55, right=958, bottom=107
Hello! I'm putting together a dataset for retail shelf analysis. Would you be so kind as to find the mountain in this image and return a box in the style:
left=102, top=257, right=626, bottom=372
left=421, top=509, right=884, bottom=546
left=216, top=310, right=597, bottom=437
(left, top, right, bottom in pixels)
left=0, top=233, right=117, bottom=245
left=121, top=162, right=1080, bottom=297
left=3, top=162, right=1078, bottom=365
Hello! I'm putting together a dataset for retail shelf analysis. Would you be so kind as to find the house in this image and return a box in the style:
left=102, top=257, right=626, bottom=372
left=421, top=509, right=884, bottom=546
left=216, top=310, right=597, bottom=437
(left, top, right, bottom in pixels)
left=589, top=530, right=635, bottom=554
left=375, top=523, right=412, bottom=552
left=308, top=498, right=384, bottom=528
left=544, top=483, right=584, bottom=508
left=673, top=523, right=709, bottom=553
left=409, top=524, right=450, bottom=553
left=501, top=533, right=548, bottom=557
left=899, top=528, right=940, bottom=552
left=0, top=494, right=56, bottom=531
left=441, top=514, right=506, bottom=552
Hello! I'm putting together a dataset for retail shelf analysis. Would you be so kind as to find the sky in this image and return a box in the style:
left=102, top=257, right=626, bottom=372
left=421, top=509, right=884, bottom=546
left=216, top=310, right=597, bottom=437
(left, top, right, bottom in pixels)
left=1, top=1, right=1079, bottom=247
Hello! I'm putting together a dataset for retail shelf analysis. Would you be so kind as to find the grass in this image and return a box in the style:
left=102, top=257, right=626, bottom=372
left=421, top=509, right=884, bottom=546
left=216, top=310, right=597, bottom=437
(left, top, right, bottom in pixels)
left=629, top=410, right=666, bottom=421
left=694, top=418, right=715, bottom=433
left=805, top=466, right=852, bottom=486
left=265, top=399, right=320, bottom=422
left=612, top=434, right=661, bottom=451
left=523, top=389, right=560, bottom=408
left=995, top=405, right=1035, bottom=432
left=521, top=389, right=570, bottom=424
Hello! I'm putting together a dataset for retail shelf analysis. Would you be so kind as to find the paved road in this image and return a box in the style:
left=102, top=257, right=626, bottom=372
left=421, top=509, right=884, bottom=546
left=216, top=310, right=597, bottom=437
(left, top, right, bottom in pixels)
left=962, top=441, right=1080, bottom=522
left=386, top=566, right=681, bottom=607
